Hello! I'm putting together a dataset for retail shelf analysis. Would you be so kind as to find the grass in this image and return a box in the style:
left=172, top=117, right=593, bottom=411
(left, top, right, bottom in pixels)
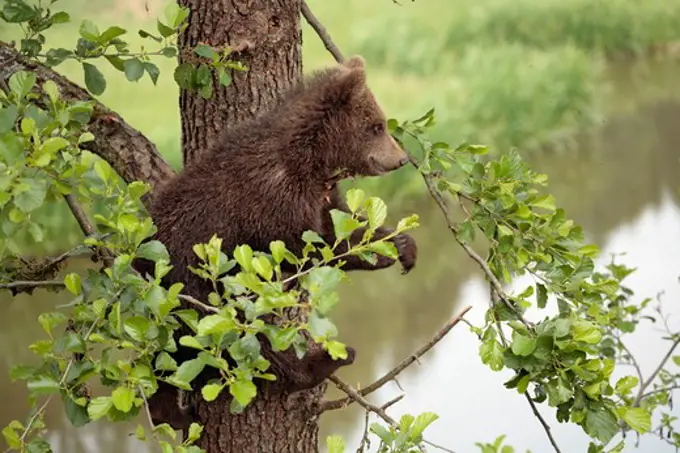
left=1, top=0, right=679, bottom=250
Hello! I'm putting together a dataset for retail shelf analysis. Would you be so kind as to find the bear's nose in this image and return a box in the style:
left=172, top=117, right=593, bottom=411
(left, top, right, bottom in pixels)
left=399, top=157, right=409, bottom=167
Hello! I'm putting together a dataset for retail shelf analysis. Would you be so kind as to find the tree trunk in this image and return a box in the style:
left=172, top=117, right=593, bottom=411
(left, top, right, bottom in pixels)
left=176, top=1, right=322, bottom=452
left=178, top=0, right=303, bottom=165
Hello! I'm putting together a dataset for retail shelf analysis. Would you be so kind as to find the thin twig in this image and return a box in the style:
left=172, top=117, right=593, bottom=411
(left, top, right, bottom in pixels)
left=380, top=393, right=405, bottom=411
left=178, top=294, right=219, bottom=313
left=524, top=393, right=563, bottom=453
left=300, top=1, right=345, bottom=63
left=634, top=336, right=680, bottom=406
left=638, top=385, right=680, bottom=401
left=63, top=194, right=94, bottom=236
left=320, top=305, right=472, bottom=412
left=0, top=280, right=65, bottom=291
left=328, top=376, right=455, bottom=453
left=617, top=338, right=644, bottom=386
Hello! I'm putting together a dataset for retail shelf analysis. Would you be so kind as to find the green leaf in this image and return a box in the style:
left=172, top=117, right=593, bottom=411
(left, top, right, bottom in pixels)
left=137, top=240, right=170, bottom=262
left=269, top=240, right=286, bottom=264
left=530, top=195, right=556, bottom=212
left=0, top=131, right=24, bottom=165
left=325, top=340, right=348, bottom=360
left=82, top=63, right=106, bottom=95
left=14, top=177, right=47, bottom=212
left=326, top=435, right=345, bottom=453
left=366, top=197, right=387, bottom=229
left=619, top=407, right=651, bottom=434
left=79, top=20, right=100, bottom=41
left=87, top=396, right=112, bottom=421
left=8, top=70, right=36, bottom=100
left=0, top=106, right=18, bottom=134
left=585, top=406, right=618, bottom=444
left=615, top=376, right=638, bottom=396
left=194, top=44, right=218, bottom=59
left=64, top=273, right=82, bottom=295
left=229, top=379, right=257, bottom=407
left=173, top=358, right=205, bottom=387
left=201, top=383, right=223, bottom=402
left=411, top=412, right=439, bottom=439
left=302, top=230, right=325, bottom=244
left=123, top=316, right=150, bottom=342
left=157, top=19, right=176, bottom=38
left=365, top=241, right=398, bottom=259
left=480, top=338, right=504, bottom=371
left=39, top=137, right=69, bottom=156
left=345, top=188, right=364, bottom=213
left=99, top=26, right=126, bottom=44
left=252, top=256, right=273, bottom=281
left=197, top=314, right=235, bottom=336
left=308, top=311, right=338, bottom=340
left=144, top=62, right=161, bottom=85
left=572, top=320, right=602, bottom=344
left=123, top=59, right=145, bottom=82
left=63, top=396, right=90, bottom=427
left=111, top=386, right=135, bottom=412
left=330, top=209, right=362, bottom=241
left=27, top=376, right=60, bottom=395
left=510, top=334, right=537, bottom=356
left=233, top=244, right=253, bottom=272
left=536, top=283, right=548, bottom=309
left=51, top=11, right=70, bottom=24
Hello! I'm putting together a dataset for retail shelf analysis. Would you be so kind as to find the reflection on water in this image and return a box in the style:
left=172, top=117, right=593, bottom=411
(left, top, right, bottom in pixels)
left=1, top=66, right=680, bottom=452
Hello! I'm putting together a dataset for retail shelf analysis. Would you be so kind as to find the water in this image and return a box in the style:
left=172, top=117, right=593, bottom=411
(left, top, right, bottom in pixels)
left=1, top=62, right=679, bottom=453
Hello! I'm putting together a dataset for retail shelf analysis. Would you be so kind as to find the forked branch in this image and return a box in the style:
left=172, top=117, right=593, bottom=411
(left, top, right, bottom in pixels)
left=319, top=305, right=472, bottom=412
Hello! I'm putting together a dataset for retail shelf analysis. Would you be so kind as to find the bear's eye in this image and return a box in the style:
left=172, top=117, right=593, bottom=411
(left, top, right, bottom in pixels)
left=371, top=123, right=385, bottom=135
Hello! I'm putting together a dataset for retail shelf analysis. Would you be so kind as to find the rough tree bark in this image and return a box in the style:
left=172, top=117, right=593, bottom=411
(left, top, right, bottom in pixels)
left=175, top=1, right=325, bottom=452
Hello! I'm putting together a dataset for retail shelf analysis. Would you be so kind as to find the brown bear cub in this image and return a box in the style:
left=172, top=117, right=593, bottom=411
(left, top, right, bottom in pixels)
left=133, top=56, right=417, bottom=428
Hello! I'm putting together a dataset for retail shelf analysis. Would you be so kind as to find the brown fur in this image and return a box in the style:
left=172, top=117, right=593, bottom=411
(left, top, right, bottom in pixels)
left=133, top=56, right=417, bottom=428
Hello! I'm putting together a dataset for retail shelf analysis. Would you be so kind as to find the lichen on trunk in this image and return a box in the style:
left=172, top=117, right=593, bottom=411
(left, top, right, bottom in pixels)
left=175, top=1, right=323, bottom=452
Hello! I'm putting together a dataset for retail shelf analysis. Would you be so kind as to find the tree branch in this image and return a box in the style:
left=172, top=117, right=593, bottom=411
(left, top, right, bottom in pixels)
left=524, top=393, right=563, bottom=453
left=328, top=375, right=455, bottom=453
left=634, top=336, right=680, bottom=406
left=0, top=280, right=65, bottom=291
left=0, top=41, right=175, bottom=193
left=300, top=2, right=344, bottom=62
left=320, top=305, right=472, bottom=412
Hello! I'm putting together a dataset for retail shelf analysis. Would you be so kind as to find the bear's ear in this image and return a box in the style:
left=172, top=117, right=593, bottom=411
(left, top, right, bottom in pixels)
left=332, top=66, right=366, bottom=105
left=343, top=56, right=365, bottom=70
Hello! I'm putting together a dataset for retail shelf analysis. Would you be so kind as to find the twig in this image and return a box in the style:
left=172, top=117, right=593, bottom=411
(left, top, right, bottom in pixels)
left=320, top=305, right=472, bottom=412
left=634, top=336, right=680, bottom=406
left=178, top=294, right=219, bottom=313
left=408, top=154, right=532, bottom=328
left=524, top=393, right=563, bottom=453
left=328, top=376, right=455, bottom=453
left=356, top=409, right=371, bottom=453
left=380, top=393, right=404, bottom=411
left=638, top=384, right=680, bottom=401
left=617, top=338, right=644, bottom=386
left=63, top=194, right=94, bottom=236
left=0, top=280, right=65, bottom=291
left=300, top=1, right=345, bottom=63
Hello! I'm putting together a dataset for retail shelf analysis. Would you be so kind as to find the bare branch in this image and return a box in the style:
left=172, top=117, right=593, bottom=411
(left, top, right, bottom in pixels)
left=0, top=41, right=174, bottom=193
left=320, top=305, right=472, bottom=412
left=63, top=194, right=95, bottom=236
left=328, top=376, right=455, bottom=453
left=524, top=393, right=563, bottom=453
left=300, top=2, right=344, bottom=63
left=0, top=280, right=65, bottom=291
left=634, top=335, right=680, bottom=406
left=639, top=384, right=680, bottom=401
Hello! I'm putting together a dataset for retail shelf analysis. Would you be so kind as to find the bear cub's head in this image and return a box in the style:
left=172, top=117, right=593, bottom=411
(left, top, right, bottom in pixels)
left=300, top=56, right=409, bottom=180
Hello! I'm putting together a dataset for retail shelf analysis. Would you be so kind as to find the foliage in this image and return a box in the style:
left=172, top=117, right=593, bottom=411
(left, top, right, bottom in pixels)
left=0, top=1, right=679, bottom=453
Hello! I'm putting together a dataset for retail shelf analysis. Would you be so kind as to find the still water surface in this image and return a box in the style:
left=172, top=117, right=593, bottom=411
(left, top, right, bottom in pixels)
left=1, top=62, right=679, bottom=453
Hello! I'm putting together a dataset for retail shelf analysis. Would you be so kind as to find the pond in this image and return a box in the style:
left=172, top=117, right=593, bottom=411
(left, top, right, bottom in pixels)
left=1, top=60, right=679, bottom=453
